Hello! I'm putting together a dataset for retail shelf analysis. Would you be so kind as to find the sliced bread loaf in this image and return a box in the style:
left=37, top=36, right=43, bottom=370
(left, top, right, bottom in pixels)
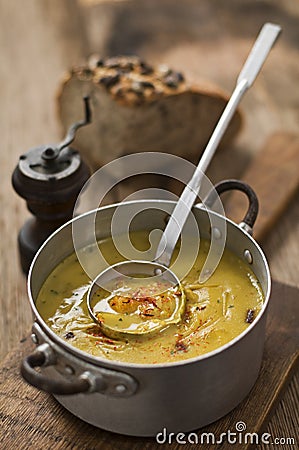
left=57, top=55, right=242, bottom=170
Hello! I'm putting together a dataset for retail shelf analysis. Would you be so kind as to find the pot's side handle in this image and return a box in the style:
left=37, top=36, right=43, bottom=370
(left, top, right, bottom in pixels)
left=21, top=343, right=93, bottom=395
left=204, top=179, right=259, bottom=234
left=21, top=334, right=138, bottom=397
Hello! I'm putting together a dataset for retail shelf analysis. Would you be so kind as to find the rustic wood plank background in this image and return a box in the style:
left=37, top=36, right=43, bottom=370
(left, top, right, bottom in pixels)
left=0, top=0, right=298, bottom=447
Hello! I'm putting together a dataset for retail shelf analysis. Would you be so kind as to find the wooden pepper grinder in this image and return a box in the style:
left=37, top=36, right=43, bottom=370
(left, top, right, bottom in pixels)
left=12, top=96, right=92, bottom=274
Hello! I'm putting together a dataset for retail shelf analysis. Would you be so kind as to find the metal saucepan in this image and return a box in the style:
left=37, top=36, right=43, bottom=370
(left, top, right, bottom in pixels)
left=21, top=180, right=271, bottom=436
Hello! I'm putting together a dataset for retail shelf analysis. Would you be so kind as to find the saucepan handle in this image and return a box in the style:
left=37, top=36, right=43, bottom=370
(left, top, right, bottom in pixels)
left=21, top=335, right=138, bottom=397
left=21, top=345, right=91, bottom=395
left=204, top=179, right=259, bottom=231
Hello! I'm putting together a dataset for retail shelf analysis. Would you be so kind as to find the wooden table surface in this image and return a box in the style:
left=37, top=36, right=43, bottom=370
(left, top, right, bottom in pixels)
left=0, top=0, right=298, bottom=448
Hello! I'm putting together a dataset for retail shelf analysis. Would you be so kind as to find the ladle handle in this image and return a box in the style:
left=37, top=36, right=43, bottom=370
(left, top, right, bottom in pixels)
left=154, top=22, right=281, bottom=268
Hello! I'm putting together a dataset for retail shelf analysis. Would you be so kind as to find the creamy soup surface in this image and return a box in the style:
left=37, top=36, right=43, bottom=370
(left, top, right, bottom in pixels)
left=36, top=231, right=264, bottom=364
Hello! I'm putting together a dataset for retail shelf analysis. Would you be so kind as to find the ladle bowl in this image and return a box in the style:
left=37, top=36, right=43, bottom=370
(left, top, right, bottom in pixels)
left=87, top=260, right=185, bottom=339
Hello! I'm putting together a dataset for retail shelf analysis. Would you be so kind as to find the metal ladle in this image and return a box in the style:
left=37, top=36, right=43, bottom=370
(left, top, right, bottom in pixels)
left=87, top=23, right=281, bottom=339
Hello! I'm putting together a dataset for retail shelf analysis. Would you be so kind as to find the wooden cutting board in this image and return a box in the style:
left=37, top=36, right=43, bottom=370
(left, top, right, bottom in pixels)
left=0, top=280, right=297, bottom=449
left=225, top=132, right=299, bottom=242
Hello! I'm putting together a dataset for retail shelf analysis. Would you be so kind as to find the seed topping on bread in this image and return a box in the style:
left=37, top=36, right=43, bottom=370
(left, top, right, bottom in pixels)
left=74, top=55, right=186, bottom=106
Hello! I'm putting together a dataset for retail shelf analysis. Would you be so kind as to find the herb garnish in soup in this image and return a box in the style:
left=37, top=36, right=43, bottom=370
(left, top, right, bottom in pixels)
left=36, top=231, right=264, bottom=364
